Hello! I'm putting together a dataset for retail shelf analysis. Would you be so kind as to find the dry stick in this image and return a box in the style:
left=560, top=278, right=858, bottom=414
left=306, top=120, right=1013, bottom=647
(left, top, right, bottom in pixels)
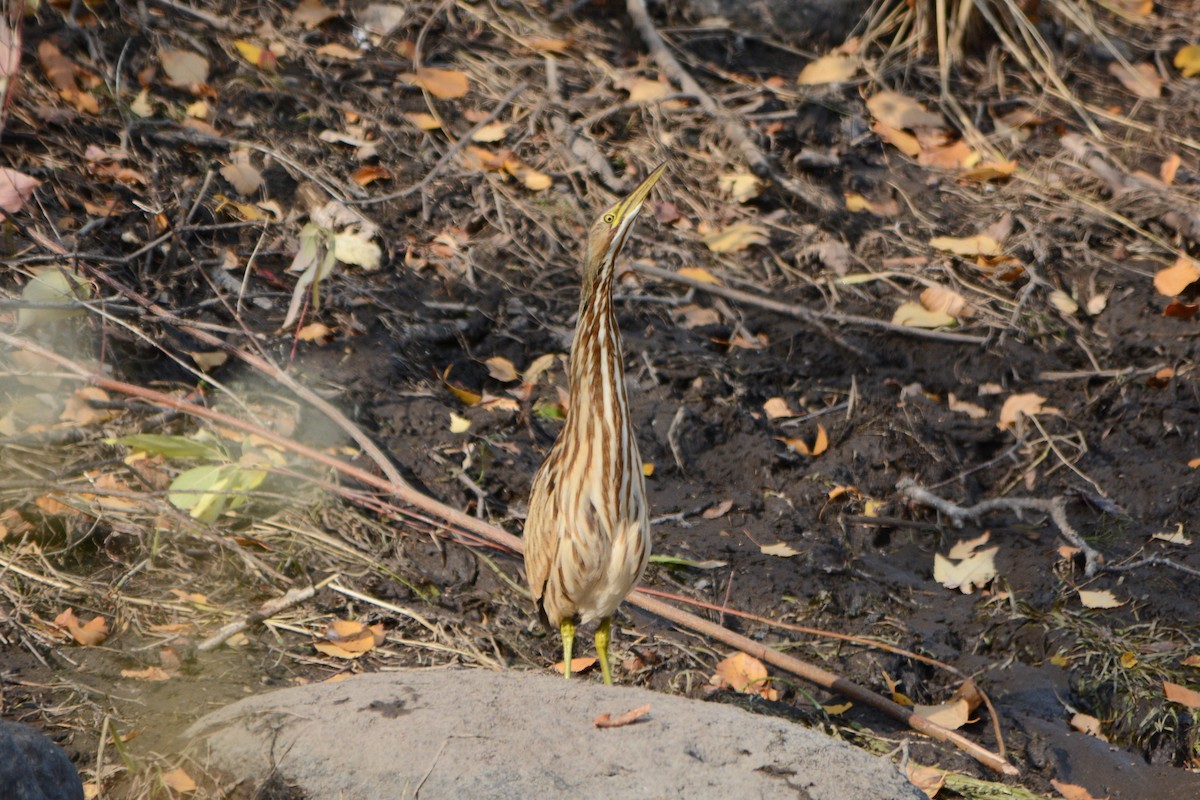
left=633, top=262, right=989, bottom=345
left=631, top=592, right=1016, bottom=776
left=346, top=82, right=528, bottom=206
left=0, top=334, right=1017, bottom=777
left=899, top=480, right=1103, bottom=577
left=625, top=0, right=836, bottom=214
left=198, top=576, right=337, bottom=652
left=636, top=586, right=1007, bottom=757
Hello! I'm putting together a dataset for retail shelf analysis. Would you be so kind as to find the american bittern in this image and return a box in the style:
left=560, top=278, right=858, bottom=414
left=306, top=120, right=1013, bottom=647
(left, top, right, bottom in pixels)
left=524, top=163, right=667, bottom=685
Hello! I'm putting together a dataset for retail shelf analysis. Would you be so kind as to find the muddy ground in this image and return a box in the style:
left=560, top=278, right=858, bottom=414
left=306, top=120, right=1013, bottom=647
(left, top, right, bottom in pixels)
left=2, top=0, right=1200, bottom=798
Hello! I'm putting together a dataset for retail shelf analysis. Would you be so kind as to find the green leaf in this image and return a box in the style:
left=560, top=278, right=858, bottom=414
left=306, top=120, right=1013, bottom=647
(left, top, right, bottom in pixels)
left=169, top=464, right=234, bottom=521
left=111, top=434, right=226, bottom=461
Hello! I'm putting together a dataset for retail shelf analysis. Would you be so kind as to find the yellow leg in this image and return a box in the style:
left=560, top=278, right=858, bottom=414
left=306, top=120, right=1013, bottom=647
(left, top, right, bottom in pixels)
left=560, top=619, right=575, bottom=679
left=595, top=617, right=614, bottom=685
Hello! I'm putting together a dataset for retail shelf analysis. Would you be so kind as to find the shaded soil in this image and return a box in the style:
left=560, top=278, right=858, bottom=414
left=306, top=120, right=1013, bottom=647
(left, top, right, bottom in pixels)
left=2, top=0, right=1200, bottom=798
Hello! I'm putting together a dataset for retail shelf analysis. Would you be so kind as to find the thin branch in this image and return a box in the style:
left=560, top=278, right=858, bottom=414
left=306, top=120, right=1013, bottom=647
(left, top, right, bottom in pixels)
left=198, top=577, right=336, bottom=652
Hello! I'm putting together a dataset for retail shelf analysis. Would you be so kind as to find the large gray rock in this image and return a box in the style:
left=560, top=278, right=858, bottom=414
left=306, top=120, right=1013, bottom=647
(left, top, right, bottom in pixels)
left=0, top=719, right=84, bottom=800
left=187, top=669, right=922, bottom=800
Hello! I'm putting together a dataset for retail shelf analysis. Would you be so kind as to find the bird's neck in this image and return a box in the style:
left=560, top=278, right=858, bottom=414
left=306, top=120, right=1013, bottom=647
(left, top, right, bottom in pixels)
left=567, top=266, right=629, bottom=425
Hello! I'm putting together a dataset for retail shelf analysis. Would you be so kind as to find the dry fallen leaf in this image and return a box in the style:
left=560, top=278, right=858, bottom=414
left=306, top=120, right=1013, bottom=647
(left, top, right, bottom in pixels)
left=920, top=285, right=968, bottom=317
left=892, top=301, right=956, bottom=329
left=121, top=666, right=172, bottom=682
left=930, top=234, right=1003, bottom=257
left=912, top=698, right=971, bottom=730
left=1108, top=61, right=1162, bottom=98
left=997, top=393, right=1046, bottom=431
left=946, top=531, right=991, bottom=561
left=713, top=652, right=779, bottom=700
left=160, top=49, right=210, bottom=93
left=871, top=120, right=921, bottom=157
left=0, top=168, right=42, bottom=214
left=449, top=412, right=470, bottom=434
left=161, top=767, right=197, bottom=793
left=760, top=541, right=800, bottom=558
left=38, top=41, right=99, bottom=113
left=676, top=266, right=722, bottom=285
left=867, top=90, right=944, bottom=129
left=233, top=40, right=278, bottom=71
left=1070, top=712, right=1108, bottom=740
left=1151, top=525, right=1191, bottom=546
left=292, top=0, right=339, bottom=29
left=594, top=703, right=651, bottom=728
left=219, top=151, right=263, bottom=196
left=54, top=608, right=110, bottom=646
left=947, top=393, right=987, bottom=420
left=1153, top=257, right=1200, bottom=297
left=776, top=424, right=828, bottom=457
left=551, top=656, right=596, bottom=675
left=762, top=397, right=794, bottom=419
left=413, top=66, right=469, bottom=99
left=797, top=53, right=857, bottom=85
left=702, top=499, right=733, bottom=520
left=1077, top=589, right=1124, bottom=609
left=905, top=762, right=945, bottom=798
left=718, top=172, right=762, bottom=203
left=1163, top=681, right=1200, bottom=708
left=959, top=160, right=1017, bottom=182
left=702, top=222, right=769, bottom=253
left=623, top=76, right=672, bottom=102
left=934, top=546, right=998, bottom=594
left=484, top=356, right=519, bottom=382
left=1050, top=778, right=1106, bottom=800
left=314, top=619, right=385, bottom=658
left=404, top=112, right=442, bottom=130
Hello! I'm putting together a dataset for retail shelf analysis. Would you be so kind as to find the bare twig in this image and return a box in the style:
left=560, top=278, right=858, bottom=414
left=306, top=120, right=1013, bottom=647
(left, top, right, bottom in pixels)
left=898, top=480, right=1104, bottom=576
left=198, top=577, right=337, bottom=652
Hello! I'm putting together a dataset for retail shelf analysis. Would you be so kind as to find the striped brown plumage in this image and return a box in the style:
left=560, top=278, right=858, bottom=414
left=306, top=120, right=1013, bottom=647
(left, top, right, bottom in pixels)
left=523, top=163, right=666, bottom=684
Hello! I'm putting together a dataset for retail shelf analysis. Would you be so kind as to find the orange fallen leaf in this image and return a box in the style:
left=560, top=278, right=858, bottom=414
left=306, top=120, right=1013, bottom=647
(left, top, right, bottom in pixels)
left=1153, top=257, right=1200, bottom=297
left=161, top=767, right=197, bottom=793
left=121, top=666, right=172, bottom=682
left=551, top=656, right=596, bottom=675
left=1164, top=680, right=1200, bottom=709
left=1051, top=778, right=1107, bottom=800
left=998, top=392, right=1046, bottom=430
left=54, top=608, right=110, bottom=646
left=594, top=703, right=651, bottom=728
left=676, top=266, right=722, bottom=285
left=413, top=66, right=469, bottom=99
left=1069, top=712, right=1107, bottom=740
left=762, top=397, right=794, bottom=419
left=38, top=41, right=100, bottom=113
left=712, top=652, right=778, bottom=700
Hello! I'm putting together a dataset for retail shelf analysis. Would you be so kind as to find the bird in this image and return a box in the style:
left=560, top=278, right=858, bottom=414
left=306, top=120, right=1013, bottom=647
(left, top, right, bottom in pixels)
left=523, top=162, right=667, bottom=685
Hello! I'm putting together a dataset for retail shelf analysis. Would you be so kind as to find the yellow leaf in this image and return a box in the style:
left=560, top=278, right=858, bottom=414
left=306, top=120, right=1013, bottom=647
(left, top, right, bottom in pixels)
left=449, top=413, right=471, bottom=434
left=1108, top=61, right=1161, bottom=98
left=797, top=53, right=857, bottom=85
left=997, top=392, right=1046, bottom=430
left=1119, top=651, right=1138, bottom=669
left=930, top=234, right=1003, bottom=257
left=413, top=67, right=469, bottom=99
left=1078, top=589, right=1124, bottom=609
left=892, top=301, right=955, bottom=329
left=161, top=767, right=197, bottom=793
left=811, top=424, right=829, bottom=456
left=702, top=222, right=769, bottom=253
left=233, top=40, right=278, bottom=71
left=676, top=266, right=722, bottom=285
left=1175, top=44, right=1200, bottom=78
left=1153, top=256, right=1200, bottom=297
left=642, top=462, right=654, bottom=477
left=404, top=112, right=442, bottom=130
left=823, top=702, right=853, bottom=715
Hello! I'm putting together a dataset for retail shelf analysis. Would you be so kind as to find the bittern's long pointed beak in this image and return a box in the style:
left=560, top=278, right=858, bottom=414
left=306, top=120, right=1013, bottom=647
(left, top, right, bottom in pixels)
left=612, top=161, right=668, bottom=225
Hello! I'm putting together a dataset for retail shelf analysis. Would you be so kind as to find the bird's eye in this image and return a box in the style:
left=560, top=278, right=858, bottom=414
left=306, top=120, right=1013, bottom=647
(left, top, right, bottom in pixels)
left=603, top=213, right=616, bottom=225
